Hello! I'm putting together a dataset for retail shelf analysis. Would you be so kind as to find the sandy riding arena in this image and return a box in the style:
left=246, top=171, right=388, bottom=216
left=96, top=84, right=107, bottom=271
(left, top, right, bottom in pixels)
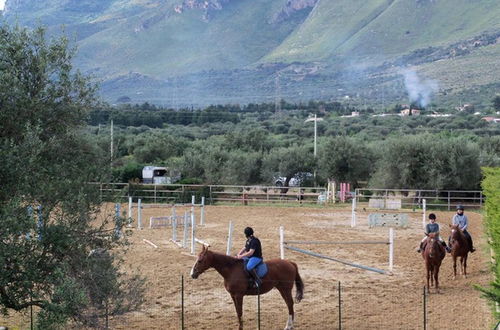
left=0, top=204, right=493, bottom=329
left=111, top=204, right=492, bottom=329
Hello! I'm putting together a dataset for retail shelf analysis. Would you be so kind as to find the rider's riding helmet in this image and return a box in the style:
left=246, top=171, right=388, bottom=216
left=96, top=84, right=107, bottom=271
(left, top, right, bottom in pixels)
left=428, top=213, right=436, bottom=220
left=244, top=227, right=254, bottom=237
left=456, top=205, right=465, bottom=211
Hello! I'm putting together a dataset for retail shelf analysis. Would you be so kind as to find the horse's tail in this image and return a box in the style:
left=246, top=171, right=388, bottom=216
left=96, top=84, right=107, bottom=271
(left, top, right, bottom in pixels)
left=291, top=262, right=304, bottom=302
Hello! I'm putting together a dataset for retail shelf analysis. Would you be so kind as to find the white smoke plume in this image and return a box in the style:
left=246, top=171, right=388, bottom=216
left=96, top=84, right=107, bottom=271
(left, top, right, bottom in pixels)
left=402, top=69, right=438, bottom=108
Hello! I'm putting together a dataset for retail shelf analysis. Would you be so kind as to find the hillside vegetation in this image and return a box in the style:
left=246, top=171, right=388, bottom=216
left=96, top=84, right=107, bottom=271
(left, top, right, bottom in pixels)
left=2, top=0, right=500, bottom=106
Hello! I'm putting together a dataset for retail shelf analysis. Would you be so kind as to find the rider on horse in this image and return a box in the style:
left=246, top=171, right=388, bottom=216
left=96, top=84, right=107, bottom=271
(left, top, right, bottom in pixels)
left=450, top=205, right=475, bottom=253
left=417, top=213, right=450, bottom=253
left=236, top=227, right=263, bottom=288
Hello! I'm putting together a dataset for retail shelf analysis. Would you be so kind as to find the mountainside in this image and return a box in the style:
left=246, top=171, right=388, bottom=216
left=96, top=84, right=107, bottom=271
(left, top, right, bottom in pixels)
left=2, top=0, right=500, bottom=107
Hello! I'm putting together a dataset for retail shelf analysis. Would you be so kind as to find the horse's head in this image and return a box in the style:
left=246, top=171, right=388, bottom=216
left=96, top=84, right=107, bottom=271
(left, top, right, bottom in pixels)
left=449, top=224, right=461, bottom=238
left=190, top=245, right=213, bottom=279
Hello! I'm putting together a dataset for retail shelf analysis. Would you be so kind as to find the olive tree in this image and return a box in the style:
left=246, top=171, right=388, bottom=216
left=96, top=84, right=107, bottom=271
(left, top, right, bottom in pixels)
left=0, top=24, right=143, bottom=328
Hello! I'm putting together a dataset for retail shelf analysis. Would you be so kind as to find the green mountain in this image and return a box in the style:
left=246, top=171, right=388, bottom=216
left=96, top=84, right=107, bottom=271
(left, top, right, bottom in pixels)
left=2, top=0, right=499, bottom=108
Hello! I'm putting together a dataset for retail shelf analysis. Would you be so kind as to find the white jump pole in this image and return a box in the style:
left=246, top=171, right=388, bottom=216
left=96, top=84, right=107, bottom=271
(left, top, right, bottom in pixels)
left=191, top=195, right=195, bottom=219
left=200, top=196, right=205, bottom=226
left=389, top=228, right=394, bottom=272
left=182, top=212, right=188, bottom=248
left=190, top=209, right=196, bottom=255
left=172, top=215, right=177, bottom=242
left=422, top=198, right=427, bottom=229
left=226, top=221, right=234, bottom=255
left=280, top=226, right=285, bottom=259
left=127, top=196, right=133, bottom=227
left=351, top=196, right=357, bottom=227
left=137, top=199, right=142, bottom=230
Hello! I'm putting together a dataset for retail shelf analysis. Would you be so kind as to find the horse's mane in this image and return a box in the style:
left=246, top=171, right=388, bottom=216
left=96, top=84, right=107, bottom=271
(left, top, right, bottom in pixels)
left=208, top=250, right=242, bottom=267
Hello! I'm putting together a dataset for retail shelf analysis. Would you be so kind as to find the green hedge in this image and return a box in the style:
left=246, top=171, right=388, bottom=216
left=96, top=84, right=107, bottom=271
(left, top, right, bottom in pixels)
left=478, top=167, right=500, bottom=315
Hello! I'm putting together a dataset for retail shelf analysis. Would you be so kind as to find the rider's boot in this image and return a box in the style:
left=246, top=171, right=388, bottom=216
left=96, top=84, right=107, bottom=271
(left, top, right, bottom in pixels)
left=441, top=241, right=451, bottom=253
left=416, top=242, right=423, bottom=253
left=249, top=269, right=262, bottom=288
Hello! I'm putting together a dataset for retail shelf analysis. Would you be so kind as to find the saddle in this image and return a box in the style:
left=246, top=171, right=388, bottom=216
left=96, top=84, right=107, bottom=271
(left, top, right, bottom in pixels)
left=243, top=260, right=268, bottom=289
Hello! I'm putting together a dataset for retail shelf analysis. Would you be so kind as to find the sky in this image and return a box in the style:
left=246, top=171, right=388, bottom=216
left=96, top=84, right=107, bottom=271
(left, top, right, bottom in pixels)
left=0, top=0, right=5, bottom=10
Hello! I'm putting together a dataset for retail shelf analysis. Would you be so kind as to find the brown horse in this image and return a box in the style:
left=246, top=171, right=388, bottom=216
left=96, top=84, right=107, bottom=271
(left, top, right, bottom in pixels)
left=449, top=224, right=470, bottom=279
left=421, top=232, right=446, bottom=293
left=190, top=246, right=304, bottom=330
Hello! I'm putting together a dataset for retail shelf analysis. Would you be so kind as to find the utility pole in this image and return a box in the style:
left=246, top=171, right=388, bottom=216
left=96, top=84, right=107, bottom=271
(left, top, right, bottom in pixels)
left=305, top=114, right=323, bottom=183
left=305, top=114, right=323, bottom=157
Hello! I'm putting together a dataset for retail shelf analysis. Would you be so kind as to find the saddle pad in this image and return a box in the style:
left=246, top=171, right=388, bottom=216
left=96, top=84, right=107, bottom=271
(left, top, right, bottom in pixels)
left=256, top=262, right=268, bottom=278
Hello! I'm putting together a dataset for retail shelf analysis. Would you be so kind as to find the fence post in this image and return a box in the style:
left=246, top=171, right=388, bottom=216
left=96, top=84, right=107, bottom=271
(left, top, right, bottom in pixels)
left=338, top=281, right=342, bottom=330
left=181, top=274, right=185, bottom=330
left=389, top=228, right=394, bottom=272
left=423, top=286, right=427, bottom=330
left=447, top=191, right=451, bottom=211
left=190, top=210, right=196, bottom=255
left=257, top=286, right=261, bottom=330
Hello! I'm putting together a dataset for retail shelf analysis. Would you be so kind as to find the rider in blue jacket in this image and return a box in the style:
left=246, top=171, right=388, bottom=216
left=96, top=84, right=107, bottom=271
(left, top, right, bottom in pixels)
left=450, top=205, right=475, bottom=252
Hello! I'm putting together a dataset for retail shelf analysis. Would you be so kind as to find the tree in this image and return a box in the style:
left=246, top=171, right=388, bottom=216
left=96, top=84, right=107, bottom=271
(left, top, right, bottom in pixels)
left=369, top=134, right=481, bottom=190
left=261, top=145, right=314, bottom=186
left=0, top=24, right=143, bottom=327
left=317, top=137, right=373, bottom=186
left=493, top=95, right=500, bottom=111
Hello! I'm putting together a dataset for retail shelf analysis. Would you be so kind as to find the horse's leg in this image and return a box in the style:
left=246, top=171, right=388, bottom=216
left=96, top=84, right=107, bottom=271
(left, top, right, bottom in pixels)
left=426, top=267, right=431, bottom=294
left=463, top=254, right=468, bottom=278
left=452, top=256, right=457, bottom=280
left=434, top=266, right=440, bottom=294
left=231, top=294, right=244, bottom=330
left=430, top=265, right=434, bottom=288
left=277, top=287, right=295, bottom=330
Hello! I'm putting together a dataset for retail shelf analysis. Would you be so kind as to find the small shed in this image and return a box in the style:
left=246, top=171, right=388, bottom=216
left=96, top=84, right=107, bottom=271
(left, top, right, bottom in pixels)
left=142, top=166, right=168, bottom=184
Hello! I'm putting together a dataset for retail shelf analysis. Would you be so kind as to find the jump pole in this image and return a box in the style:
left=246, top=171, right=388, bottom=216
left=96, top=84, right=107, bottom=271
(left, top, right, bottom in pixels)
left=226, top=221, right=234, bottom=256
left=285, top=245, right=388, bottom=275
left=182, top=212, right=189, bottom=248
left=190, top=209, right=196, bottom=255
left=127, top=196, right=133, bottom=227
left=200, top=197, right=205, bottom=226
left=137, top=199, right=142, bottom=230
left=422, top=199, right=427, bottom=230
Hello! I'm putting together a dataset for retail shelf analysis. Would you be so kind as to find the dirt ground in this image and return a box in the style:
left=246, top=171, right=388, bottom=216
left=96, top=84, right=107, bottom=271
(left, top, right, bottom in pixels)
left=2, top=204, right=495, bottom=329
